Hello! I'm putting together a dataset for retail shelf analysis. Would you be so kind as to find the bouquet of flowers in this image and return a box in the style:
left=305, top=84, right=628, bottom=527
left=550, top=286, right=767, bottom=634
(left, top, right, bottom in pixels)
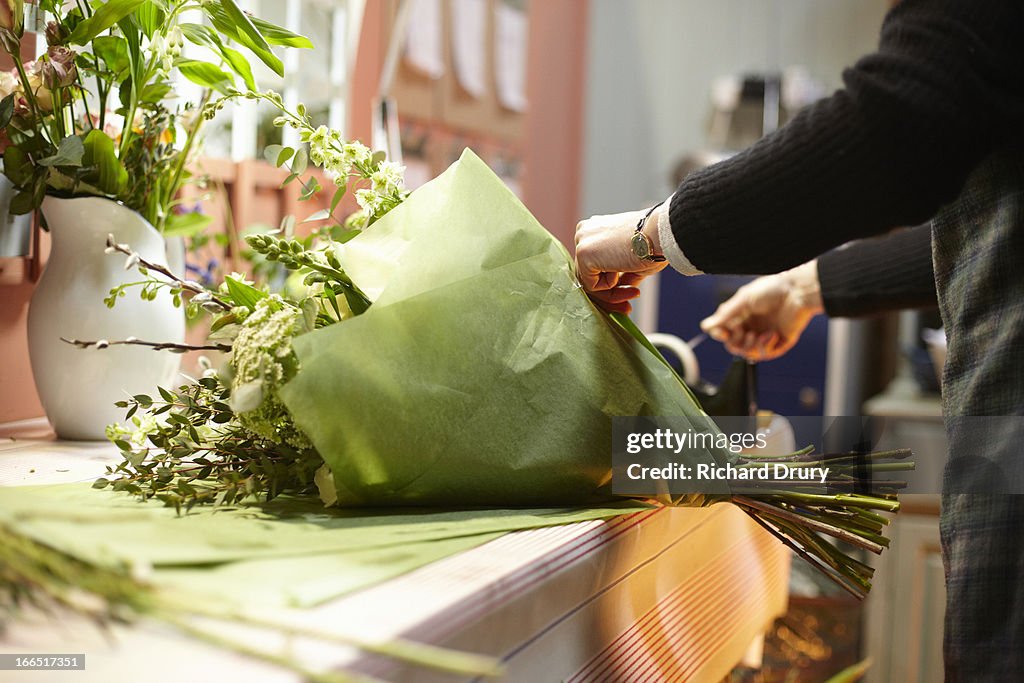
left=0, top=0, right=311, bottom=234
left=54, top=86, right=912, bottom=599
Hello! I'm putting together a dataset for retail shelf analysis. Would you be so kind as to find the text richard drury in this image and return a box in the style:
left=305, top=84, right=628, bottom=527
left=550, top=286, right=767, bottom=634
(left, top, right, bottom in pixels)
left=625, top=461, right=830, bottom=485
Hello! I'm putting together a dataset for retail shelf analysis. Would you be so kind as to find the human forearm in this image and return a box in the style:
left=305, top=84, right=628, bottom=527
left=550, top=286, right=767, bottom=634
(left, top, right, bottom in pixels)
left=664, top=0, right=1024, bottom=276
left=818, top=224, right=936, bottom=317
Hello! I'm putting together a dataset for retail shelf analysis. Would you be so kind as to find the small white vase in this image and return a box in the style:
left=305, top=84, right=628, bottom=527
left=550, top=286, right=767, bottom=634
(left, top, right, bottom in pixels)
left=28, top=196, right=185, bottom=440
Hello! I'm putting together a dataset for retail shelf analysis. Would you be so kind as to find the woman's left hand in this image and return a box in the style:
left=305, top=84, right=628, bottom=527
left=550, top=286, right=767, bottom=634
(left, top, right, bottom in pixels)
left=574, top=209, right=668, bottom=314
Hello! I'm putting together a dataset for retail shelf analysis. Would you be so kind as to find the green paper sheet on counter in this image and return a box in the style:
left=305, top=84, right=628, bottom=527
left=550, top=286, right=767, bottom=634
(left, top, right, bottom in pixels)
left=0, top=483, right=649, bottom=607
left=280, top=149, right=722, bottom=507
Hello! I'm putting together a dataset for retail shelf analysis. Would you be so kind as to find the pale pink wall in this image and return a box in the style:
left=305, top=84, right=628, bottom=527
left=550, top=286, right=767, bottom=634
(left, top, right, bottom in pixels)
left=522, top=1, right=590, bottom=247
left=0, top=40, right=46, bottom=423
left=349, top=0, right=590, bottom=247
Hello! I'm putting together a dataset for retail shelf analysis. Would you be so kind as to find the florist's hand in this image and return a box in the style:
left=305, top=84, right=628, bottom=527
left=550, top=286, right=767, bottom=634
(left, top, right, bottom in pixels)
left=574, top=208, right=668, bottom=314
left=700, top=261, right=824, bottom=361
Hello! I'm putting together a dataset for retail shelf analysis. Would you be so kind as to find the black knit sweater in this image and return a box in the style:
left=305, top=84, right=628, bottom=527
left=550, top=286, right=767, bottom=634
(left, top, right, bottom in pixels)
left=817, top=223, right=935, bottom=317
left=669, top=0, right=1024, bottom=278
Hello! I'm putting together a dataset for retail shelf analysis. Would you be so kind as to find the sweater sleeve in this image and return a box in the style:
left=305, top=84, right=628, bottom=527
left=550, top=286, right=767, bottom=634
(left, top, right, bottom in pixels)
left=818, top=224, right=936, bottom=317
left=667, top=0, right=1024, bottom=276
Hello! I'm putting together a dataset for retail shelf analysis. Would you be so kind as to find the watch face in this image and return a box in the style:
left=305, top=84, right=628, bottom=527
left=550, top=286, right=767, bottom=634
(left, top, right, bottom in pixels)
left=631, top=231, right=652, bottom=260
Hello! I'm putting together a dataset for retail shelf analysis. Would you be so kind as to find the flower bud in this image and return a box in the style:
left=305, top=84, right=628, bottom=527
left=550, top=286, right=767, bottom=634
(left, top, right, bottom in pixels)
left=0, top=0, right=24, bottom=38
left=45, top=20, right=68, bottom=46
left=41, top=47, right=78, bottom=89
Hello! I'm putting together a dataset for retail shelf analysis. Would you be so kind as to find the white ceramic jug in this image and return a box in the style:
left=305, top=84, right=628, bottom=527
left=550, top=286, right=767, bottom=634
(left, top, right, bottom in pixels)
left=28, top=196, right=184, bottom=440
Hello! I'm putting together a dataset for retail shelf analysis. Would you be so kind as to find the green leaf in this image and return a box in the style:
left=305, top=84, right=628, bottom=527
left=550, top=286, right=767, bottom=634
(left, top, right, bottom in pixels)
left=3, top=146, right=33, bottom=186
left=92, top=35, right=130, bottom=74
left=371, top=151, right=387, bottom=166
left=330, top=184, right=346, bottom=214
left=302, top=209, right=331, bottom=223
left=9, top=189, right=38, bottom=215
left=223, top=275, right=267, bottom=310
left=0, top=93, right=14, bottom=129
left=209, top=311, right=238, bottom=333
left=69, top=0, right=147, bottom=45
left=38, top=135, right=85, bottom=168
left=334, top=228, right=361, bottom=244
left=164, top=212, right=213, bottom=238
left=205, top=0, right=284, bottom=77
left=291, top=147, right=308, bottom=175
left=299, top=177, right=321, bottom=201
left=250, top=16, right=314, bottom=48
left=139, top=82, right=173, bottom=104
left=180, top=23, right=255, bottom=91
left=276, top=147, right=295, bottom=167
left=220, top=46, right=256, bottom=91
left=180, top=22, right=220, bottom=50
left=177, top=60, right=234, bottom=94
left=82, top=130, right=129, bottom=196
left=136, top=3, right=166, bottom=39
left=263, top=144, right=283, bottom=165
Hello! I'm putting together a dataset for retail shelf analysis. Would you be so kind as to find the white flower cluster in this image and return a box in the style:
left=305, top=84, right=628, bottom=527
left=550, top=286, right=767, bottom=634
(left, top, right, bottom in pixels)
left=230, top=295, right=311, bottom=449
left=150, top=26, right=183, bottom=75
left=304, top=124, right=405, bottom=222
left=307, top=125, right=380, bottom=187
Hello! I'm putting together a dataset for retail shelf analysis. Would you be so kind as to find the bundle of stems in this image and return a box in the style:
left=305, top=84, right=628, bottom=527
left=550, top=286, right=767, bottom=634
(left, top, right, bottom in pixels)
left=0, top=523, right=502, bottom=682
left=732, top=446, right=911, bottom=599
left=613, top=312, right=913, bottom=599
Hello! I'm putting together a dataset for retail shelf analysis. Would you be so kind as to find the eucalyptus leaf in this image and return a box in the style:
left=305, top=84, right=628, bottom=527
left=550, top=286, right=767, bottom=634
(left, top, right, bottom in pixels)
left=302, top=209, right=331, bottom=224
left=291, top=147, right=308, bottom=175
left=263, top=144, right=284, bottom=166
left=276, top=147, right=295, bottom=168
left=330, top=183, right=346, bottom=213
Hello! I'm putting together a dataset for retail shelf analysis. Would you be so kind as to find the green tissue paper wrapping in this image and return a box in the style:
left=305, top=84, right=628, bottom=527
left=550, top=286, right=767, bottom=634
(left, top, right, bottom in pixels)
left=280, top=150, right=720, bottom=506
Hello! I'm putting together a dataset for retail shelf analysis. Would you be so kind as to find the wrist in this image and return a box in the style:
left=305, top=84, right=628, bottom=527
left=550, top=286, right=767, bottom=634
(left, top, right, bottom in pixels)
left=785, top=260, right=824, bottom=314
left=642, top=202, right=667, bottom=257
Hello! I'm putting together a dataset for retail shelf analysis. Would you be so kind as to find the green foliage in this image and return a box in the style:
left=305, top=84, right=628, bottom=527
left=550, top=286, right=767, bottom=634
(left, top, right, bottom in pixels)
left=69, top=0, right=147, bottom=45
left=104, top=375, right=325, bottom=509
left=0, top=0, right=311, bottom=231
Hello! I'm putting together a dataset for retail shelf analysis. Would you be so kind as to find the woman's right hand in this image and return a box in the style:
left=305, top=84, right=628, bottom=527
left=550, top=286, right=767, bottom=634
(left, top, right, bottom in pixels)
left=700, top=261, right=824, bottom=361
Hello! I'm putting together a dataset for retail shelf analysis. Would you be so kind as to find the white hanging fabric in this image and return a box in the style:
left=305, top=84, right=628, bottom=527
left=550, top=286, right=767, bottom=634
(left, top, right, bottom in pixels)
left=494, top=0, right=528, bottom=112
left=404, top=0, right=445, bottom=78
left=450, top=0, right=488, bottom=98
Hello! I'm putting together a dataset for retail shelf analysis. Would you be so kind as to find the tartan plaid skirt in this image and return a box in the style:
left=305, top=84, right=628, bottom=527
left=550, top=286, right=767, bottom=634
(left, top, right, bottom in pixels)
left=932, top=140, right=1024, bottom=680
